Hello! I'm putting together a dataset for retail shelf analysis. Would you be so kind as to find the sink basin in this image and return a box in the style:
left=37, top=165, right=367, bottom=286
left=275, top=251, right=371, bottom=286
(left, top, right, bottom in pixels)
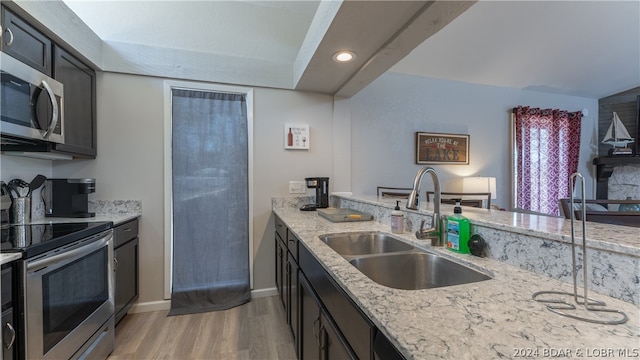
left=320, top=232, right=414, bottom=256
left=349, top=252, right=491, bottom=290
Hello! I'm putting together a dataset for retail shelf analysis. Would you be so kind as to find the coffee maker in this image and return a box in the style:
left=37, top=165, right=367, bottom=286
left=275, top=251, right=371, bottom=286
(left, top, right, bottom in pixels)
left=44, top=178, right=96, bottom=218
left=301, top=177, right=329, bottom=211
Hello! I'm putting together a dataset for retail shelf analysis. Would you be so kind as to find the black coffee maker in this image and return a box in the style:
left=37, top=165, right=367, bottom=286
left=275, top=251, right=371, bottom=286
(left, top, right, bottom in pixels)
left=44, top=178, right=96, bottom=218
left=301, top=177, right=329, bottom=211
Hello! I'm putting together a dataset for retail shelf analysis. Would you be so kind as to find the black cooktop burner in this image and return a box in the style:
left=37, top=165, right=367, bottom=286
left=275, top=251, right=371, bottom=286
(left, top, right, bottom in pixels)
left=1, top=221, right=113, bottom=258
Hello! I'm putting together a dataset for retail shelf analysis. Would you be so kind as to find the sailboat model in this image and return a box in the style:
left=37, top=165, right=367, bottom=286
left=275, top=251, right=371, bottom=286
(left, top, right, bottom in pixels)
left=602, top=112, right=635, bottom=152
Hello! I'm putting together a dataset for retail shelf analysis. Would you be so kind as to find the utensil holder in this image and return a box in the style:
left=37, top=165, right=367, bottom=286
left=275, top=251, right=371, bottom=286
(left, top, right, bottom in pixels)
left=11, top=197, right=31, bottom=224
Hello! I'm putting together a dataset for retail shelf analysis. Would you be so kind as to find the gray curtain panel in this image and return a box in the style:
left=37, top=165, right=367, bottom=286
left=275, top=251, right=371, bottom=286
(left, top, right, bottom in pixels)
left=168, top=89, right=250, bottom=316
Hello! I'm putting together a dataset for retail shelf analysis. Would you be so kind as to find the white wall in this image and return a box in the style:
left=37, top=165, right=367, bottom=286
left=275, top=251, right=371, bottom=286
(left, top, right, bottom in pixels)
left=53, top=72, right=335, bottom=304
left=53, top=72, right=166, bottom=303
left=2, top=69, right=601, bottom=306
left=349, top=73, right=599, bottom=209
left=1, top=156, right=52, bottom=181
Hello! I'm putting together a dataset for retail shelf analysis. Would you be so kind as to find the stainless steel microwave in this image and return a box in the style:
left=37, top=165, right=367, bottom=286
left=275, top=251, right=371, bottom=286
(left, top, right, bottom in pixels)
left=0, top=52, right=64, bottom=144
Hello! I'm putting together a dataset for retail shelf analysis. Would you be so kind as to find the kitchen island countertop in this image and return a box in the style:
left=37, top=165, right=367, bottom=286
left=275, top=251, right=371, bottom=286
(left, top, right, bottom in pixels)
left=273, top=202, right=639, bottom=359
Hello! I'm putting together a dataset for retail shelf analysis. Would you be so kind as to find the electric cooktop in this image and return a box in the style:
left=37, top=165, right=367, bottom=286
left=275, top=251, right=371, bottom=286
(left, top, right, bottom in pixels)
left=1, top=221, right=113, bottom=258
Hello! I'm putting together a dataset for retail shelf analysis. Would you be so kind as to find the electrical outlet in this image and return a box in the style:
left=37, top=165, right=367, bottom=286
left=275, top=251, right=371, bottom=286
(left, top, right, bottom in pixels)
left=289, top=181, right=306, bottom=194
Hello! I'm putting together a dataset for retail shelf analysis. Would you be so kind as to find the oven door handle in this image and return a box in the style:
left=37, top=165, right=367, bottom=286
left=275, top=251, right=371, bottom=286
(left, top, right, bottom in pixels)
left=27, top=233, right=111, bottom=272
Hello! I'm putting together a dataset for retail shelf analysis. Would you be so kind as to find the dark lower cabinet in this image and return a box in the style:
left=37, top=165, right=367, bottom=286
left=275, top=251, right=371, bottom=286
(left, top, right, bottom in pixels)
left=275, top=215, right=406, bottom=360
left=275, top=234, right=286, bottom=308
left=1, top=263, right=16, bottom=360
left=299, top=273, right=320, bottom=360
left=373, top=330, right=405, bottom=360
left=287, top=252, right=299, bottom=344
left=299, top=273, right=355, bottom=360
left=320, top=309, right=355, bottom=360
left=114, top=219, right=139, bottom=325
left=299, top=242, right=374, bottom=359
left=2, top=308, right=15, bottom=360
left=275, top=215, right=300, bottom=356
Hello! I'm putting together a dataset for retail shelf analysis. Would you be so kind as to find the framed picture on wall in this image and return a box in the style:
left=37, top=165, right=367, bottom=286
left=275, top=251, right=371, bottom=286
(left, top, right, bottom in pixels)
left=284, top=124, right=310, bottom=150
left=415, top=132, right=469, bottom=165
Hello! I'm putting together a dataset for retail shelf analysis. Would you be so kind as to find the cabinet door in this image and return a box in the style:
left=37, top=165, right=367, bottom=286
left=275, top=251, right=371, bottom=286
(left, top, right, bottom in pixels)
left=53, top=45, right=97, bottom=157
left=114, top=237, right=139, bottom=325
left=320, top=309, right=356, bottom=360
left=287, top=252, right=299, bottom=352
left=2, top=308, right=15, bottom=360
left=275, top=237, right=286, bottom=308
left=1, top=7, right=52, bottom=75
left=299, top=274, right=320, bottom=360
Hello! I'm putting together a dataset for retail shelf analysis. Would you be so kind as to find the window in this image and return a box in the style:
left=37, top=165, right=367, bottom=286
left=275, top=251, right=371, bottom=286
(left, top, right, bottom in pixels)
left=511, top=106, right=582, bottom=216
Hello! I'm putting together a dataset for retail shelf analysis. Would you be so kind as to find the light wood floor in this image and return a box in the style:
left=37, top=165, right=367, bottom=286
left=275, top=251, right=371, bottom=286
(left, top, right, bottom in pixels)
left=108, top=296, right=296, bottom=360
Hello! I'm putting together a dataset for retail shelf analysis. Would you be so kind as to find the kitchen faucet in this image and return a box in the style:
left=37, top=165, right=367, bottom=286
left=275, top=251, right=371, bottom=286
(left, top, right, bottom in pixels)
left=406, top=167, right=444, bottom=246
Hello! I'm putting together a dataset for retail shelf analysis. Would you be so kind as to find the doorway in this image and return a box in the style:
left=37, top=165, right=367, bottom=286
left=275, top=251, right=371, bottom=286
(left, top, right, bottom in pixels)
left=163, top=81, right=254, bottom=313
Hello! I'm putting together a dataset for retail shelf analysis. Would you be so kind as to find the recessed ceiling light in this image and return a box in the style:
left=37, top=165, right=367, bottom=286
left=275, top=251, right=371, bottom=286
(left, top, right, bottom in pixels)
left=332, top=51, right=356, bottom=63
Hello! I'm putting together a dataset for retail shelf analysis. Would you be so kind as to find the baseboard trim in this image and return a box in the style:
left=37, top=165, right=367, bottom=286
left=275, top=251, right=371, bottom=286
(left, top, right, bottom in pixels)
left=251, top=287, right=278, bottom=298
left=129, top=288, right=278, bottom=314
left=128, top=300, right=171, bottom=314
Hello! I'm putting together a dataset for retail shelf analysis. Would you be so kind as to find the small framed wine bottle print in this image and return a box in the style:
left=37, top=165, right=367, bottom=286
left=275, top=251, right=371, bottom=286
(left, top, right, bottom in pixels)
left=284, top=124, right=310, bottom=150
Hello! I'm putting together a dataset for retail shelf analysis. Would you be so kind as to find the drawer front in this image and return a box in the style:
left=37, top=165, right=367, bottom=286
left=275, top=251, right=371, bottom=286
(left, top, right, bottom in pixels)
left=114, top=219, right=139, bottom=248
left=275, top=216, right=286, bottom=243
left=287, top=229, right=299, bottom=262
left=299, top=243, right=374, bottom=360
left=1, top=264, right=12, bottom=311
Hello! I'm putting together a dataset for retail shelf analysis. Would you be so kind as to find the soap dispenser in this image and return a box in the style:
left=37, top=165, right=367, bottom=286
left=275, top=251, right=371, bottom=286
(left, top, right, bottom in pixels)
left=391, top=200, right=404, bottom=234
left=446, top=199, right=470, bottom=254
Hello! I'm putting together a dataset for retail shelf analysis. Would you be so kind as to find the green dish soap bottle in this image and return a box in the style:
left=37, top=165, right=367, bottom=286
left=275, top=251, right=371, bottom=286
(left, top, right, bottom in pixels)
left=446, top=200, right=470, bottom=254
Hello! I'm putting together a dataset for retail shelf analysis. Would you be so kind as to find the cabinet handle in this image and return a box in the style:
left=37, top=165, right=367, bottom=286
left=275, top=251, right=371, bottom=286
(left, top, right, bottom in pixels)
left=123, top=228, right=132, bottom=232
left=312, top=316, right=320, bottom=345
left=113, top=258, right=119, bottom=271
left=4, top=28, right=14, bottom=46
left=319, top=324, right=327, bottom=358
left=4, top=322, right=15, bottom=349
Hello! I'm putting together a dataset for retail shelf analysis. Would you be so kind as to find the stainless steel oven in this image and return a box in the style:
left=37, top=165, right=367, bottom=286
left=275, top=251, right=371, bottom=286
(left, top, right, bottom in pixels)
left=22, top=228, right=114, bottom=360
left=0, top=52, right=64, bottom=144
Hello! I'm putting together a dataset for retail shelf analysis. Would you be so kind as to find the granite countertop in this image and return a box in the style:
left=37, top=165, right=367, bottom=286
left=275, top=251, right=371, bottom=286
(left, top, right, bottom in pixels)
left=273, top=206, right=640, bottom=359
left=336, top=195, right=639, bottom=256
left=1, top=252, right=22, bottom=266
left=27, top=213, right=139, bottom=227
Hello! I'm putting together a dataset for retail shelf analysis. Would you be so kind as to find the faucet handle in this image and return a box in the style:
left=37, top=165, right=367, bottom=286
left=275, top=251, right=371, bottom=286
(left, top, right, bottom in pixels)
left=419, top=219, right=425, bottom=232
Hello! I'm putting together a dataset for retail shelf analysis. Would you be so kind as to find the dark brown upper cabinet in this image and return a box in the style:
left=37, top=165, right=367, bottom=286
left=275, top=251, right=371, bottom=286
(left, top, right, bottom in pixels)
left=1, top=7, right=52, bottom=76
left=53, top=45, right=97, bottom=158
left=1, top=5, right=97, bottom=158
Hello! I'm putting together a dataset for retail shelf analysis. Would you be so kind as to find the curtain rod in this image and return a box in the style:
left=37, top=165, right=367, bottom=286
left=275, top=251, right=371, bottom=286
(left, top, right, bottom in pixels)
left=511, top=107, right=587, bottom=116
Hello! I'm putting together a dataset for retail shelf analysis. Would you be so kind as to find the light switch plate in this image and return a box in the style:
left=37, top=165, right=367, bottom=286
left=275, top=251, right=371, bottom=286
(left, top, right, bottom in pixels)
left=289, top=181, right=306, bottom=194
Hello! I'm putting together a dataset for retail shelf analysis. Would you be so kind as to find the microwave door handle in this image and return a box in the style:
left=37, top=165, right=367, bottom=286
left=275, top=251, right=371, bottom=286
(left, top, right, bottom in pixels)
left=40, top=80, right=59, bottom=139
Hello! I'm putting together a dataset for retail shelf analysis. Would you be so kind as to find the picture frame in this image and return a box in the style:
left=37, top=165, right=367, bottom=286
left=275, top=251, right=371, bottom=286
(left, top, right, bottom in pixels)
left=415, top=132, right=469, bottom=165
left=284, top=124, right=310, bottom=150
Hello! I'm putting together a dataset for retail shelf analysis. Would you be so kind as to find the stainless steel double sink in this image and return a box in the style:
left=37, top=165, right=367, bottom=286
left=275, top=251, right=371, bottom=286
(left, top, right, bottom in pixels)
left=320, top=232, right=491, bottom=290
